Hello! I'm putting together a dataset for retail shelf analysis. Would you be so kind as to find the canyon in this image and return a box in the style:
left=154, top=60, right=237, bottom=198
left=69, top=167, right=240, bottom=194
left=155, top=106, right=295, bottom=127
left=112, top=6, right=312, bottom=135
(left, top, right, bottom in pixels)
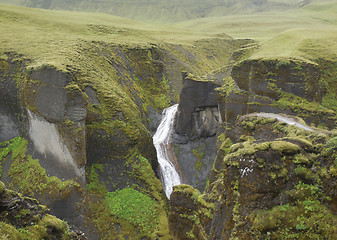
left=0, top=1, right=337, bottom=239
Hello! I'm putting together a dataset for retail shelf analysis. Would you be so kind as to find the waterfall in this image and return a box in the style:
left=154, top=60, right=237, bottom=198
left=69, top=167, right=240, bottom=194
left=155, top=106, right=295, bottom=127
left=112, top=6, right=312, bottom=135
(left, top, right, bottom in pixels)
left=153, top=104, right=181, bottom=198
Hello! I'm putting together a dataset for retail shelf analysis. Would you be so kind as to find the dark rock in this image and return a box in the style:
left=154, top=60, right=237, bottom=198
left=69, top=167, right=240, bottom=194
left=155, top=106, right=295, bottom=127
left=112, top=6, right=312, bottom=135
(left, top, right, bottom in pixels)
left=175, top=72, right=221, bottom=139
left=174, top=136, right=217, bottom=192
left=35, top=85, right=66, bottom=122
left=172, top=133, right=189, bottom=144
left=146, top=106, right=162, bottom=136
left=84, top=86, right=101, bottom=106
left=168, top=184, right=213, bottom=240
left=0, top=60, right=26, bottom=141
left=0, top=113, right=20, bottom=141
left=30, top=67, right=71, bottom=87
left=231, top=58, right=325, bottom=102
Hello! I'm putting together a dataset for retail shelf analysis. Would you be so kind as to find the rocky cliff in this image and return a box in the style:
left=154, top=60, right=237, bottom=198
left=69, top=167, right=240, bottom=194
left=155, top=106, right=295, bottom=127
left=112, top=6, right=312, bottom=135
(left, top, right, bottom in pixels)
left=168, top=44, right=337, bottom=239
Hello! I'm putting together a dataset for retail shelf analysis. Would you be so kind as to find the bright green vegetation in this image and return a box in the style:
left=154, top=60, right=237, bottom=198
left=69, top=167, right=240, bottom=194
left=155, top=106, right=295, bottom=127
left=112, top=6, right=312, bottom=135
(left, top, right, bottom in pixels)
left=0, top=137, right=25, bottom=177
left=105, top=187, right=159, bottom=236
left=0, top=137, right=80, bottom=198
left=85, top=153, right=169, bottom=239
left=130, top=154, right=164, bottom=201
left=86, top=163, right=106, bottom=194
left=0, top=213, right=73, bottom=240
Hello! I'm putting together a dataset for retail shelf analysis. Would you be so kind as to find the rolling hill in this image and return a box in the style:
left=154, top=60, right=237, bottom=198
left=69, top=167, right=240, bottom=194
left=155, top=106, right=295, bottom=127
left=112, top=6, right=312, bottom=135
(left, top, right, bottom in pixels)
left=0, top=0, right=314, bottom=23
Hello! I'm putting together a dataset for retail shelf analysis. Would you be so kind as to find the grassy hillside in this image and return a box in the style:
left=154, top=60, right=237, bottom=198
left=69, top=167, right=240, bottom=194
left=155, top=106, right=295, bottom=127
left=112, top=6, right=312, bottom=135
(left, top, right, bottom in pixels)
left=176, top=0, right=337, bottom=41
left=0, top=0, right=309, bottom=23
left=0, top=4, right=234, bottom=70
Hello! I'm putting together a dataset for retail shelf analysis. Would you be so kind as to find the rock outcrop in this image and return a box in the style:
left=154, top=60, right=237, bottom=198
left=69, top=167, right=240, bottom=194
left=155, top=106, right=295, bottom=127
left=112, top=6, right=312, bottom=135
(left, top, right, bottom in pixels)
left=170, top=113, right=337, bottom=239
left=168, top=53, right=337, bottom=239
left=169, top=184, right=214, bottom=240
left=0, top=181, right=85, bottom=239
left=218, top=58, right=337, bottom=129
left=173, top=73, right=222, bottom=192
left=175, top=72, right=221, bottom=140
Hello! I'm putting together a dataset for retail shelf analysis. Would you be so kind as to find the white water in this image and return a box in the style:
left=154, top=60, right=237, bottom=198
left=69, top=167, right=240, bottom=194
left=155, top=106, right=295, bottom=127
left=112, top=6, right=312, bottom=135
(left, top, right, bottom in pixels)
left=153, top=104, right=181, bottom=198
left=246, top=112, right=313, bottom=131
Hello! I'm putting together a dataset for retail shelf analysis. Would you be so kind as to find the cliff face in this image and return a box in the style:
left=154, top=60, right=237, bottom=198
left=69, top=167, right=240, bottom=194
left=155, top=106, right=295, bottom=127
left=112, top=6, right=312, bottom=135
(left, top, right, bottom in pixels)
left=168, top=51, right=337, bottom=239
left=173, top=73, right=221, bottom=192
left=220, top=58, right=337, bottom=128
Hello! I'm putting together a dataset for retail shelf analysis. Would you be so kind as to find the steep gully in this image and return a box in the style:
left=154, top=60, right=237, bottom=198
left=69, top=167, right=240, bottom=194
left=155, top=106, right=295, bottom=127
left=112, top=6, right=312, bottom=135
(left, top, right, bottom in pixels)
left=154, top=106, right=313, bottom=198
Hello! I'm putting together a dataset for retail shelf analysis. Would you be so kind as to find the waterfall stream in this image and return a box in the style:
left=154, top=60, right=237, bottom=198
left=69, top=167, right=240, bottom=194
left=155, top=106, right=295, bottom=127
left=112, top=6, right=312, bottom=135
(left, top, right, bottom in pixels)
left=153, top=104, right=182, bottom=198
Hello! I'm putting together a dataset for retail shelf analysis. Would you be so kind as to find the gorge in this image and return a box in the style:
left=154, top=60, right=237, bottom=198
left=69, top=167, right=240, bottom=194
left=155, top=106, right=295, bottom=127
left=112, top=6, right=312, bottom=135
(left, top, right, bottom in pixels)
left=1, top=1, right=337, bottom=240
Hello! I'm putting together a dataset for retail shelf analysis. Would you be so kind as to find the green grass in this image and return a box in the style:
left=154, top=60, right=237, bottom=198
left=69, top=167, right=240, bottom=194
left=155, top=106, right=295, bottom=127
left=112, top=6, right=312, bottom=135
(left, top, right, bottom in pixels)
left=105, top=187, right=159, bottom=237
left=0, top=3, right=233, bottom=70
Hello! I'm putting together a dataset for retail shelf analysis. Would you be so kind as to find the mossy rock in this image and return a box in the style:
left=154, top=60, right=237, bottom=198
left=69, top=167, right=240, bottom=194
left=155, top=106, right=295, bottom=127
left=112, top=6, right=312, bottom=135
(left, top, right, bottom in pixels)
left=40, top=214, right=68, bottom=234
left=270, top=141, right=301, bottom=154
left=0, top=181, right=6, bottom=194
left=0, top=222, right=22, bottom=240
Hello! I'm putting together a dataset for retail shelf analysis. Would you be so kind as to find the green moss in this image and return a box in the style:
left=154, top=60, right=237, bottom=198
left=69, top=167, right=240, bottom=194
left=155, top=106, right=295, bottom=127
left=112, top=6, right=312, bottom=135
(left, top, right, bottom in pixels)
left=273, top=92, right=337, bottom=127
left=0, top=137, right=26, bottom=177
left=131, top=154, right=163, bottom=201
left=270, top=141, right=301, bottom=154
left=17, top=214, right=73, bottom=240
left=0, top=181, right=5, bottom=194
left=40, top=214, right=68, bottom=233
left=86, top=164, right=107, bottom=194
left=1, top=137, right=80, bottom=198
left=15, top=209, right=31, bottom=220
left=105, top=187, right=159, bottom=237
left=325, top=136, right=337, bottom=161
left=9, top=154, right=80, bottom=198
left=0, top=222, right=22, bottom=240
left=242, top=121, right=255, bottom=131
left=219, top=137, right=233, bottom=154
left=192, top=145, right=205, bottom=162
left=293, top=154, right=311, bottom=165
left=294, top=166, right=315, bottom=180
left=195, top=160, right=203, bottom=171
left=251, top=182, right=337, bottom=239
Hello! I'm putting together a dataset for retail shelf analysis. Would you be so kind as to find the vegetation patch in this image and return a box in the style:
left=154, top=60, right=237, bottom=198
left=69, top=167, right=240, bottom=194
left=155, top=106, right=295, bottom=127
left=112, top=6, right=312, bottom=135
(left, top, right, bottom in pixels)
left=105, top=187, right=159, bottom=237
left=0, top=137, right=80, bottom=198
